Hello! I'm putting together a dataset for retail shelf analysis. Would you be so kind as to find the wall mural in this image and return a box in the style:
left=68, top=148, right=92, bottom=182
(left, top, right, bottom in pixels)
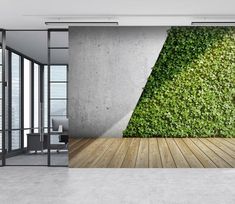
left=124, top=27, right=235, bottom=138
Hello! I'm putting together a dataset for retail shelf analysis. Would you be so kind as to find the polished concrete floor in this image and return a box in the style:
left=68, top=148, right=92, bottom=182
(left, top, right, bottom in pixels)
left=0, top=167, right=234, bottom=204
left=6, top=151, right=68, bottom=166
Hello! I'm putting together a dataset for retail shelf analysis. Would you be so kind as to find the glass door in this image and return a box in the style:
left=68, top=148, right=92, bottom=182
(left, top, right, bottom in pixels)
left=0, top=30, right=68, bottom=166
left=5, top=31, right=48, bottom=166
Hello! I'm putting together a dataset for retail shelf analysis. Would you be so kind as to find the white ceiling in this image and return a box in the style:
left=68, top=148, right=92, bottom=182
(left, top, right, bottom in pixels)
left=5, top=31, right=68, bottom=64
left=1, top=0, right=235, bottom=29
left=1, top=0, right=235, bottom=64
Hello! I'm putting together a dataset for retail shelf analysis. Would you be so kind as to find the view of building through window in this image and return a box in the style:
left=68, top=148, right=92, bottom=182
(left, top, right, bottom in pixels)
left=11, top=53, right=20, bottom=150
left=0, top=48, right=68, bottom=153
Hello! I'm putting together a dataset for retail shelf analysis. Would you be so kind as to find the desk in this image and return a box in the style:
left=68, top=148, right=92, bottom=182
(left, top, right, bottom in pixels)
left=27, top=133, right=67, bottom=152
left=27, top=133, right=47, bottom=152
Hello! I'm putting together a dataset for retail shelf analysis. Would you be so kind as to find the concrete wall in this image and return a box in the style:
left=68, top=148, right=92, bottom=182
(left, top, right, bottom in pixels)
left=69, top=27, right=168, bottom=137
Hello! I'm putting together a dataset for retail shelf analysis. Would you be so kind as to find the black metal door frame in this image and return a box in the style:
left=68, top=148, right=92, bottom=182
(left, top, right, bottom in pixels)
left=1, top=29, right=6, bottom=166
left=0, top=29, right=68, bottom=167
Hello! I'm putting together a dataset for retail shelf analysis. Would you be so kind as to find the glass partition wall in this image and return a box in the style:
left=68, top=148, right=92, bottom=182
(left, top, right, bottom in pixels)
left=5, top=30, right=48, bottom=165
left=0, top=30, right=68, bottom=166
left=47, top=30, right=68, bottom=166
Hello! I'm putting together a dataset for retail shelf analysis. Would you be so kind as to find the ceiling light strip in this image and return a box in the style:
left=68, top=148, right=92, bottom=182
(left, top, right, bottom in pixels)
left=45, top=22, right=119, bottom=26
left=191, top=22, right=235, bottom=26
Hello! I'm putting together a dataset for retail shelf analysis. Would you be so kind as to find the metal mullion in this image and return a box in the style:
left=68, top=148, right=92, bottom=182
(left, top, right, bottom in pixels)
left=5, top=29, right=47, bottom=31
left=1, top=30, right=6, bottom=166
left=30, top=61, right=34, bottom=133
left=66, top=65, right=68, bottom=118
left=48, top=47, right=69, bottom=50
left=50, top=98, right=67, bottom=100
left=49, top=81, right=68, bottom=83
left=20, top=56, right=24, bottom=149
left=50, top=115, right=67, bottom=117
left=8, top=51, right=12, bottom=152
left=48, top=29, right=68, bottom=32
left=47, top=30, right=51, bottom=166
left=39, top=64, right=44, bottom=155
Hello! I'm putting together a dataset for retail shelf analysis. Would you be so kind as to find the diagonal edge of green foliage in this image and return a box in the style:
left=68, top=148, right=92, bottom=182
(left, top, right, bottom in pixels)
left=123, top=27, right=235, bottom=138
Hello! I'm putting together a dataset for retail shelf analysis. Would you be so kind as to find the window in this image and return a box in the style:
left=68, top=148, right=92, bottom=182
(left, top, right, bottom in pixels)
left=44, top=65, right=68, bottom=129
left=50, top=65, right=67, bottom=118
left=11, top=53, right=21, bottom=150
left=24, top=59, right=31, bottom=147
left=34, top=63, right=39, bottom=133
left=44, top=66, right=48, bottom=131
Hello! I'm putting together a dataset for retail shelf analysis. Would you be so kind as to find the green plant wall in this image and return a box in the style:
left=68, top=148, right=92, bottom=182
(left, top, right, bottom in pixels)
left=124, top=27, right=235, bottom=138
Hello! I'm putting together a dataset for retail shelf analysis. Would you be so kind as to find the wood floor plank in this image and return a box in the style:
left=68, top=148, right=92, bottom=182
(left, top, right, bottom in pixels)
left=70, top=138, right=105, bottom=168
left=135, top=139, right=149, bottom=168
left=69, top=138, right=91, bottom=160
left=158, top=138, right=176, bottom=168
left=208, top=138, right=235, bottom=159
left=183, top=138, right=217, bottom=168
left=166, top=138, right=189, bottom=168
left=69, top=137, right=80, bottom=149
left=69, top=138, right=235, bottom=168
left=223, top=138, right=235, bottom=147
left=81, top=139, right=115, bottom=167
left=68, top=139, right=80, bottom=153
left=93, top=139, right=123, bottom=168
left=199, top=139, right=235, bottom=167
left=174, top=138, right=203, bottom=168
left=121, top=138, right=140, bottom=168
left=190, top=138, right=231, bottom=168
left=149, top=138, right=162, bottom=168
left=108, top=138, right=132, bottom=168
left=214, top=138, right=235, bottom=152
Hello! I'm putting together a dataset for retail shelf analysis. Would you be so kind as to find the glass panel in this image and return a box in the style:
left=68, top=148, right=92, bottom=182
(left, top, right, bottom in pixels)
left=0, top=98, right=2, bottom=118
left=44, top=66, right=48, bottom=132
left=34, top=63, right=39, bottom=133
left=11, top=130, right=20, bottom=150
left=23, top=129, right=30, bottom=148
left=49, top=31, right=68, bottom=167
left=0, top=99, right=2, bottom=127
left=0, top=132, right=2, bottom=154
left=50, top=115, right=68, bottom=166
left=6, top=130, right=47, bottom=166
left=5, top=30, right=48, bottom=166
left=50, top=32, right=68, bottom=47
left=0, top=48, right=2, bottom=64
left=0, top=65, right=2, bottom=84
left=50, top=65, right=67, bottom=81
left=0, top=79, right=1, bottom=98
left=24, top=59, right=31, bottom=147
left=50, top=100, right=67, bottom=116
left=51, top=83, right=67, bottom=98
left=50, top=49, right=68, bottom=65
left=11, top=53, right=20, bottom=150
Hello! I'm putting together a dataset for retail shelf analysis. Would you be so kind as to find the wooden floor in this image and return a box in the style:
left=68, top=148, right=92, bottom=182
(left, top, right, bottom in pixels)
left=69, top=138, right=235, bottom=168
